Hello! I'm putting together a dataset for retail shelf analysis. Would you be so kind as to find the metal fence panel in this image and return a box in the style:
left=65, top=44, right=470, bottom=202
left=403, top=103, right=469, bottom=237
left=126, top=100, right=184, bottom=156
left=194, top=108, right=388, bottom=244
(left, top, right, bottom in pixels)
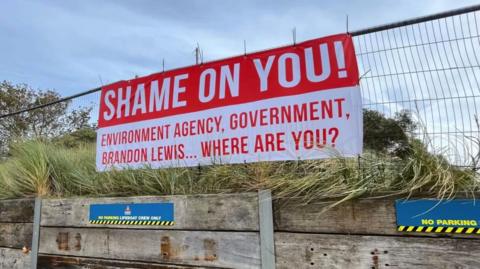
left=354, top=9, right=480, bottom=167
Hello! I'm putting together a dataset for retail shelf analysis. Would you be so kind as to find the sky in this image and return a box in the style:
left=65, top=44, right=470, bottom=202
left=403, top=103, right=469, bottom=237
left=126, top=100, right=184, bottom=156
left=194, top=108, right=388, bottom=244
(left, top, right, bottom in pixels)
left=1, top=0, right=479, bottom=96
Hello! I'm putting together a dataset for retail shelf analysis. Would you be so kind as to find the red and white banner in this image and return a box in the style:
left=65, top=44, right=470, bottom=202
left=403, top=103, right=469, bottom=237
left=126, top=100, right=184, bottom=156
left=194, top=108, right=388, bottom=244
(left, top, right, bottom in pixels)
left=96, top=34, right=362, bottom=171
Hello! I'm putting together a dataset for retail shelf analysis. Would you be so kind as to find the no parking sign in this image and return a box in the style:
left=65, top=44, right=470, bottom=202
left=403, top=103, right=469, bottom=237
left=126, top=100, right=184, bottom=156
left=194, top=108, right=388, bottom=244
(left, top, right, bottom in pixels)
left=395, top=199, right=480, bottom=234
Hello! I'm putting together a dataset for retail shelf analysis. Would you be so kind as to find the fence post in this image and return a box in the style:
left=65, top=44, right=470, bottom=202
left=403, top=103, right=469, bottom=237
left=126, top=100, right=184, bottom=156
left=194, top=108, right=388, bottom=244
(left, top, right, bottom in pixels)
left=30, top=196, right=42, bottom=269
left=258, top=189, right=276, bottom=269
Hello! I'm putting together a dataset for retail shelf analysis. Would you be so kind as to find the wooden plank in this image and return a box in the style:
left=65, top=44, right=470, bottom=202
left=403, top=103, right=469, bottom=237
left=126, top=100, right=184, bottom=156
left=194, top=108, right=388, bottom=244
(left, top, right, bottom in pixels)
left=0, top=223, right=32, bottom=249
left=41, top=193, right=259, bottom=231
left=275, top=232, right=480, bottom=269
left=274, top=197, right=480, bottom=238
left=0, top=247, right=31, bottom=269
left=38, top=255, right=216, bottom=269
left=39, top=227, right=260, bottom=268
left=0, top=198, right=34, bottom=223
left=275, top=198, right=397, bottom=234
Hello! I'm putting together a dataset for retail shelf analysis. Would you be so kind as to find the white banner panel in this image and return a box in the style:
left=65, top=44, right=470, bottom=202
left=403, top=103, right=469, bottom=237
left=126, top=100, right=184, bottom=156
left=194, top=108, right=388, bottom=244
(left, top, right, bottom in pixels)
left=96, top=34, right=362, bottom=171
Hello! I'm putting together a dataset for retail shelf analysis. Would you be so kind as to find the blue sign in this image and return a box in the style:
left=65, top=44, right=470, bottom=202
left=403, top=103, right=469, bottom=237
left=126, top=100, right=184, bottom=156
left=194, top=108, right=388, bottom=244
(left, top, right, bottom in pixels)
left=89, top=202, right=174, bottom=226
left=395, top=199, right=480, bottom=234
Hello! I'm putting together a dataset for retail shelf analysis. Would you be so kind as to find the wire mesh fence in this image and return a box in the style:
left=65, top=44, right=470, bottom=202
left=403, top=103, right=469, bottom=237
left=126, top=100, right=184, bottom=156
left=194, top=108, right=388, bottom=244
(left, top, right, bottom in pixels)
left=353, top=7, right=480, bottom=167
left=0, top=5, right=479, bottom=169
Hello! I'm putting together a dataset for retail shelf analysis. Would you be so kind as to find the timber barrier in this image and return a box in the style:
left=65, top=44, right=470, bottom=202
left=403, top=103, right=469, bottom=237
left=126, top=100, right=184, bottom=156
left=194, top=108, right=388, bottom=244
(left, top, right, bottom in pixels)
left=1, top=193, right=480, bottom=268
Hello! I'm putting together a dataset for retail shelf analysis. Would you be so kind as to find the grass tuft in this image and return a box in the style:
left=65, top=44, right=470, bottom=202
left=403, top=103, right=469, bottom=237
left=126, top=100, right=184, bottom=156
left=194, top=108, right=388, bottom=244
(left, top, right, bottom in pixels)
left=0, top=139, right=478, bottom=205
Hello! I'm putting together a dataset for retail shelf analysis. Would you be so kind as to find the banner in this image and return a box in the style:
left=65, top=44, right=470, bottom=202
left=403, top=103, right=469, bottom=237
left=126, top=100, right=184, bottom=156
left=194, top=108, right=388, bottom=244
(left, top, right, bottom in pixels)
left=96, top=34, right=362, bottom=171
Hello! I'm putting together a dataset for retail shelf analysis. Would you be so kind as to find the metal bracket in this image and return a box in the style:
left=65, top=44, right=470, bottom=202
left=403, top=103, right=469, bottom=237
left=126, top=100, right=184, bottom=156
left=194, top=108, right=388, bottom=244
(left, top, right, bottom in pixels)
left=258, top=190, right=276, bottom=269
left=31, top=196, right=42, bottom=269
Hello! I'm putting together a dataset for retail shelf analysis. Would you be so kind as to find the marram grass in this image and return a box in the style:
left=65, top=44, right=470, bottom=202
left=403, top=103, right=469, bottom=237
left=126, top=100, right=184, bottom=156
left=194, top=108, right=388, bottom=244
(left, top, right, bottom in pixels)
left=0, top=140, right=478, bottom=204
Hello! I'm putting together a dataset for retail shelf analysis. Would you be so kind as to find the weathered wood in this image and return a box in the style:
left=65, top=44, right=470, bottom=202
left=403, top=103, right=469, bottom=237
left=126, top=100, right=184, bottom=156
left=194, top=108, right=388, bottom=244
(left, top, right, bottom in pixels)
left=274, top=197, right=480, bottom=238
left=39, top=227, right=260, bottom=268
left=38, top=255, right=216, bottom=269
left=41, top=194, right=259, bottom=231
left=0, top=198, right=34, bottom=223
left=0, top=223, right=32, bottom=249
left=0, top=247, right=31, bottom=269
left=275, top=232, right=480, bottom=269
left=274, top=198, right=397, bottom=234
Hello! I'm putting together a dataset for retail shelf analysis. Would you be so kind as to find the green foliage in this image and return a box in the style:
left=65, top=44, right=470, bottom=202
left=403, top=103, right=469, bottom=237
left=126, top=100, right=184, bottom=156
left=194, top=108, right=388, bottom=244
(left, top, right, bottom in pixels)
left=0, top=140, right=477, bottom=203
left=0, top=80, right=92, bottom=155
left=363, top=109, right=416, bottom=157
left=0, top=141, right=51, bottom=198
left=53, top=127, right=97, bottom=148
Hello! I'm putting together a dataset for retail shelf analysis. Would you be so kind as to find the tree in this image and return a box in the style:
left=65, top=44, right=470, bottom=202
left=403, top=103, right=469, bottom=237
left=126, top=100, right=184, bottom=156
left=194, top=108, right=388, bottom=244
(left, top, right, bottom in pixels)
left=363, top=109, right=416, bottom=157
left=53, top=127, right=97, bottom=148
left=0, top=81, right=93, bottom=154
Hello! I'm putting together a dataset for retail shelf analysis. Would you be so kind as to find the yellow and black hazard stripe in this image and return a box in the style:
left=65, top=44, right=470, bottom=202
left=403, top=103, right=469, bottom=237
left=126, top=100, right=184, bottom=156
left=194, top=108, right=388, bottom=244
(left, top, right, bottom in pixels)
left=398, top=225, right=480, bottom=234
left=90, top=220, right=175, bottom=226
